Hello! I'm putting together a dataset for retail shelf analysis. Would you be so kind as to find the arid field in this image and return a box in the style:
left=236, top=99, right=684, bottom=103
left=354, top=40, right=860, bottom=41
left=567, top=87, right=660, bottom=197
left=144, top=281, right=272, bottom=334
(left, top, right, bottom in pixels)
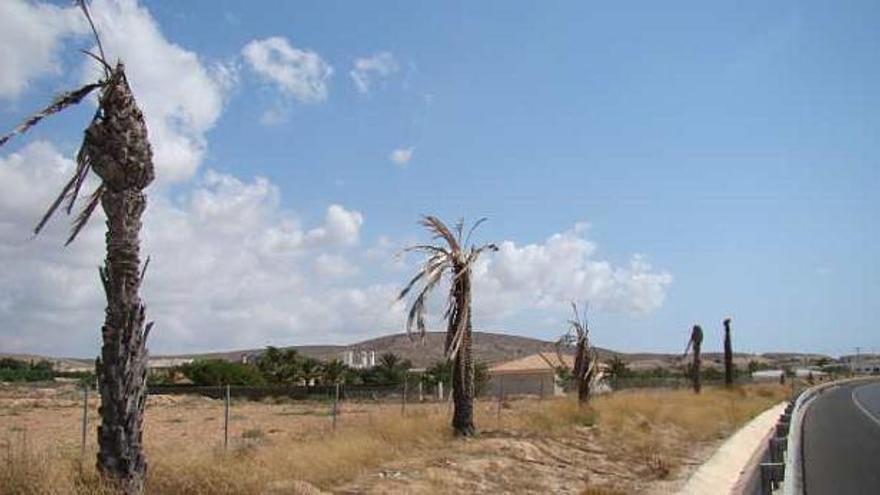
left=0, top=383, right=790, bottom=494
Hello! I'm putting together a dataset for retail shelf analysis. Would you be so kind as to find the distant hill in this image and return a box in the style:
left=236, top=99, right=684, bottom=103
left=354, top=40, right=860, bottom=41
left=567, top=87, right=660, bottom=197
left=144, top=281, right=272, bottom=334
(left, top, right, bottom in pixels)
left=153, top=331, right=564, bottom=369
left=3, top=331, right=836, bottom=371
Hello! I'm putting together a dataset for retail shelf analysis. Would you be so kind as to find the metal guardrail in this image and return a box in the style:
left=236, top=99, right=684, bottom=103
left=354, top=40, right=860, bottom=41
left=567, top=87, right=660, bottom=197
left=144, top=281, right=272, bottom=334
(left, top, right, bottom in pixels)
left=753, top=379, right=857, bottom=494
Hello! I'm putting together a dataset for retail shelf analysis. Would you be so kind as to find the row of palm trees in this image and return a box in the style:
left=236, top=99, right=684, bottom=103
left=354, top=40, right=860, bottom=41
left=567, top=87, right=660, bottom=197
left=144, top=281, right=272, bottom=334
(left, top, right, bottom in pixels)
left=0, top=3, right=732, bottom=493
left=683, top=318, right=736, bottom=393
left=1, top=46, right=596, bottom=495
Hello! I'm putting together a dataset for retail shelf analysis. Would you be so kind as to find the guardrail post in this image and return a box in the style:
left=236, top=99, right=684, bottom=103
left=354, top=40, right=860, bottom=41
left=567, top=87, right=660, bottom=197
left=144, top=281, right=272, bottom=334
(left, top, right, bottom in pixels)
left=760, top=462, right=785, bottom=494
left=775, top=420, right=790, bottom=437
left=769, top=437, right=787, bottom=463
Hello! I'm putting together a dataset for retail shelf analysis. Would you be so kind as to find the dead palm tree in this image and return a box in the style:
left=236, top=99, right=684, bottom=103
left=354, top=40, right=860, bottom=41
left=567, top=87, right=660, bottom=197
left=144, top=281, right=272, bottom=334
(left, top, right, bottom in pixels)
left=557, top=302, right=600, bottom=404
left=683, top=324, right=703, bottom=394
left=723, top=317, right=733, bottom=387
left=0, top=3, right=153, bottom=492
left=397, top=216, right=497, bottom=436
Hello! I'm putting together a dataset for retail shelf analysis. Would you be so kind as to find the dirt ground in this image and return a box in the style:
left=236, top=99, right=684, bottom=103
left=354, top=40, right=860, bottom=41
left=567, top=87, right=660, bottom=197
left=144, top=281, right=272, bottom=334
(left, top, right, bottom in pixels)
left=0, top=382, right=785, bottom=494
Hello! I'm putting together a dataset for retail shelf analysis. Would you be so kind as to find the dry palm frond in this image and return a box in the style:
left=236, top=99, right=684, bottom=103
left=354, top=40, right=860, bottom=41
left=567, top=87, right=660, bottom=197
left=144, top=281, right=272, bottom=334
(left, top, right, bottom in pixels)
left=0, top=83, right=103, bottom=147
left=560, top=302, right=601, bottom=399
left=397, top=216, right=497, bottom=359
left=419, top=216, right=460, bottom=251
left=0, top=0, right=116, bottom=244
left=66, top=184, right=105, bottom=245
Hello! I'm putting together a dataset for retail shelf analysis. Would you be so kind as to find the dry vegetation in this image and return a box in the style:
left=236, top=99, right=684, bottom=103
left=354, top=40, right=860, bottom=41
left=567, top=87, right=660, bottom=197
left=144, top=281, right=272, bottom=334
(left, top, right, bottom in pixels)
left=0, top=383, right=789, bottom=494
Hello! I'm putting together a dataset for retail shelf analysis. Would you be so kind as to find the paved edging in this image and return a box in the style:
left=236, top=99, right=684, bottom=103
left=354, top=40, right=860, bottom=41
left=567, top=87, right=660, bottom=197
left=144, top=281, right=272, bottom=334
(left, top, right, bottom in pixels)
left=678, top=401, right=787, bottom=495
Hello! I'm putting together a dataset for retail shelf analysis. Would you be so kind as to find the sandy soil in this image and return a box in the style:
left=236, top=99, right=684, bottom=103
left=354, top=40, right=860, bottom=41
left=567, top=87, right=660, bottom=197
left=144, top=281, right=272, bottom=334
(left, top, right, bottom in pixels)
left=0, top=383, right=778, bottom=494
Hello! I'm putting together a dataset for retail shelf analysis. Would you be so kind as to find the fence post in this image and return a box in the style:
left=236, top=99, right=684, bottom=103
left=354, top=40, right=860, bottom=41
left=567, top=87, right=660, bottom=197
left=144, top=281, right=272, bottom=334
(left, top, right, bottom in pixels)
left=497, top=376, right=505, bottom=421
left=224, top=384, right=230, bottom=450
left=80, top=384, right=89, bottom=466
left=332, top=382, right=340, bottom=431
left=401, top=374, right=408, bottom=416
left=418, top=381, right=423, bottom=402
left=438, top=381, right=443, bottom=401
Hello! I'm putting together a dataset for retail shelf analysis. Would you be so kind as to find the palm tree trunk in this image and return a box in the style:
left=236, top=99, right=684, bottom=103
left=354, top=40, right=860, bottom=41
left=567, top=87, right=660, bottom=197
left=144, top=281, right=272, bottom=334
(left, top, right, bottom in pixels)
left=723, top=320, right=733, bottom=387
left=575, top=339, right=590, bottom=403
left=450, top=273, right=475, bottom=436
left=692, top=339, right=702, bottom=394
left=96, top=188, right=151, bottom=494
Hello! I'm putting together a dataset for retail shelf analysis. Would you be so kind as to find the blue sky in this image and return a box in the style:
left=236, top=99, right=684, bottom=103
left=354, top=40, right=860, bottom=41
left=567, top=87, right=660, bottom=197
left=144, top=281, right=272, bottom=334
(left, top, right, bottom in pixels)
left=0, top=0, right=877, bottom=357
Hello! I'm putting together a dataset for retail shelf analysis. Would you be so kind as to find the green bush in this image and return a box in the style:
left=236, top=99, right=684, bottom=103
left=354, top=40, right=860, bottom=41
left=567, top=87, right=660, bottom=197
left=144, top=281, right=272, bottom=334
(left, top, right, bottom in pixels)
left=179, top=359, right=265, bottom=386
left=422, top=359, right=490, bottom=395
left=0, top=358, right=54, bottom=382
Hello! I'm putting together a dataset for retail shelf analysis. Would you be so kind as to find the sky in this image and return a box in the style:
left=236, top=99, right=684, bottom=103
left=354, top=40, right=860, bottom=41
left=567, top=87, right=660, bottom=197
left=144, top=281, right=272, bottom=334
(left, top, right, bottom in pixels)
left=0, top=0, right=877, bottom=358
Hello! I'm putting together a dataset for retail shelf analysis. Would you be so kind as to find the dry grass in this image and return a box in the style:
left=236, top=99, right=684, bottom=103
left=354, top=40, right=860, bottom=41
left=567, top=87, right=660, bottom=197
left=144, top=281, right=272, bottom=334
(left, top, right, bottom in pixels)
left=0, top=383, right=789, bottom=494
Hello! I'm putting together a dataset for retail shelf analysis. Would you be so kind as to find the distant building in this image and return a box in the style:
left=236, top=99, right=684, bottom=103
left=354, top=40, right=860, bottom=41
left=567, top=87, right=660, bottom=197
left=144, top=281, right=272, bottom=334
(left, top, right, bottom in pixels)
left=850, top=359, right=880, bottom=374
left=794, top=368, right=828, bottom=379
left=147, top=357, right=193, bottom=374
left=488, top=352, right=568, bottom=396
left=751, top=369, right=784, bottom=381
left=487, top=352, right=610, bottom=397
left=343, top=349, right=376, bottom=369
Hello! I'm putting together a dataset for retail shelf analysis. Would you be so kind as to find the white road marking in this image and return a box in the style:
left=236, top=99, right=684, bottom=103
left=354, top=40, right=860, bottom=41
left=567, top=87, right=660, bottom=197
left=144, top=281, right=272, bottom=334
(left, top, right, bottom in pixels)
left=851, top=384, right=880, bottom=429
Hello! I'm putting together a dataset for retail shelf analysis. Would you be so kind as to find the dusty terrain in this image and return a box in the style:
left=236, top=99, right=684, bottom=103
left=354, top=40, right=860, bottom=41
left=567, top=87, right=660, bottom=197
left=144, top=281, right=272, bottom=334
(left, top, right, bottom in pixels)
left=0, top=382, right=789, bottom=494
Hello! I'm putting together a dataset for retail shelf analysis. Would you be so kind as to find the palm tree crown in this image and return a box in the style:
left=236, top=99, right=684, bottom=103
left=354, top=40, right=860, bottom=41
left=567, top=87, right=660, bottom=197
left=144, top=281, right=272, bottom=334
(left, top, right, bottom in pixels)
left=397, top=216, right=497, bottom=359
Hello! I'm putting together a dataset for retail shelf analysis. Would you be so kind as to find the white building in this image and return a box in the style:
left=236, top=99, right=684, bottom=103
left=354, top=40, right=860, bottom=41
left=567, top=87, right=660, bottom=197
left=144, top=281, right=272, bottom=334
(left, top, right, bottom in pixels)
left=342, top=349, right=376, bottom=369
left=751, top=369, right=785, bottom=381
left=851, top=359, right=880, bottom=374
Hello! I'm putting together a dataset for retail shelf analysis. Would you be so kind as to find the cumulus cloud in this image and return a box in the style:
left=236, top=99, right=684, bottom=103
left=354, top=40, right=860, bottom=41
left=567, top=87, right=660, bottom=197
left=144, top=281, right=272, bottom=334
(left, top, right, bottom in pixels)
left=389, top=147, right=414, bottom=167
left=471, top=223, right=673, bottom=321
left=81, top=0, right=229, bottom=183
left=350, top=52, right=400, bottom=94
left=242, top=36, right=333, bottom=103
left=0, top=145, right=672, bottom=356
left=0, top=1, right=86, bottom=100
left=0, top=0, right=228, bottom=183
left=0, top=141, right=403, bottom=355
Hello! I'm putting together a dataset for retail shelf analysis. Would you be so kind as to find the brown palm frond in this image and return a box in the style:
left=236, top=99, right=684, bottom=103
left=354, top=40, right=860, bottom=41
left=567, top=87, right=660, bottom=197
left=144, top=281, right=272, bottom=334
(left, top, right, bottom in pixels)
left=404, top=262, right=447, bottom=336
left=65, top=184, right=104, bottom=245
left=80, top=49, right=113, bottom=74
left=65, top=141, right=95, bottom=214
left=465, top=243, right=498, bottom=265
left=420, top=216, right=459, bottom=251
left=33, top=174, right=79, bottom=236
left=398, top=252, right=449, bottom=300
left=0, top=83, right=103, bottom=148
left=34, top=125, right=99, bottom=236
left=463, top=217, right=488, bottom=246
left=403, top=244, right=451, bottom=256
left=76, top=0, right=110, bottom=77
left=453, top=218, right=464, bottom=244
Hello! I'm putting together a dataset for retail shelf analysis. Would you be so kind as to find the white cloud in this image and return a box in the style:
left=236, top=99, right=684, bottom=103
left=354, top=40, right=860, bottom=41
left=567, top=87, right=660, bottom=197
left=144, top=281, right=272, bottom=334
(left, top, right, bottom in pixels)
left=304, top=204, right=364, bottom=247
left=350, top=52, right=400, bottom=94
left=471, top=223, right=673, bottom=321
left=314, top=254, right=359, bottom=279
left=0, top=141, right=403, bottom=355
left=389, top=147, right=414, bottom=167
left=242, top=36, right=333, bottom=103
left=0, top=143, right=673, bottom=356
left=0, top=0, right=237, bottom=183
left=81, top=0, right=229, bottom=184
left=0, top=1, right=87, bottom=100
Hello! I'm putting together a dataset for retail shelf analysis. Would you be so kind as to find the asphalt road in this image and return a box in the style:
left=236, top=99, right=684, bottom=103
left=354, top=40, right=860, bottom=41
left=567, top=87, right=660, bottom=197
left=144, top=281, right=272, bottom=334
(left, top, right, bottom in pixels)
left=802, top=379, right=880, bottom=494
